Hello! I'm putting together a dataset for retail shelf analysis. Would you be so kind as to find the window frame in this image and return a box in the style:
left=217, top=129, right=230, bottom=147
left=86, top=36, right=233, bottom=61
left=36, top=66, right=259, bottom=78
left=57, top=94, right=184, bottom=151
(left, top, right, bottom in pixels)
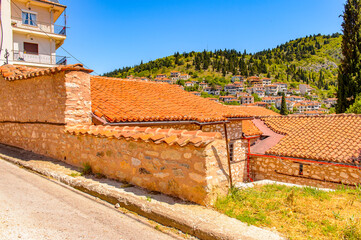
left=23, top=42, right=39, bottom=55
left=21, top=10, right=38, bottom=27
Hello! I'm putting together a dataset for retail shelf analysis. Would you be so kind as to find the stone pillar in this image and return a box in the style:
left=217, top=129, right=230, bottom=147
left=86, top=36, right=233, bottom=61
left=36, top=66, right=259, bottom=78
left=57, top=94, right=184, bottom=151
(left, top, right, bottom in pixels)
left=64, top=71, right=92, bottom=125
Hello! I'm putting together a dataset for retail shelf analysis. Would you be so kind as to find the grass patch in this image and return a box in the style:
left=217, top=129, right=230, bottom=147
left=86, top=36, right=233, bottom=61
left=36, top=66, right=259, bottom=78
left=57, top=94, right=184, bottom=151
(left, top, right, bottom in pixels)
left=68, top=172, right=81, bottom=177
left=81, top=162, right=92, bottom=175
left=215, top=184, right=361, bottom=239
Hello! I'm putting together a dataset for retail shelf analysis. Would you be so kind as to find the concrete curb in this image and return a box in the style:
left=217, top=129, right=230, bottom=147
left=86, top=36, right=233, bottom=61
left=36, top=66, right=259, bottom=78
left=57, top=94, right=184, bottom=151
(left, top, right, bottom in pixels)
left=0, top=144, right=283, bottom=240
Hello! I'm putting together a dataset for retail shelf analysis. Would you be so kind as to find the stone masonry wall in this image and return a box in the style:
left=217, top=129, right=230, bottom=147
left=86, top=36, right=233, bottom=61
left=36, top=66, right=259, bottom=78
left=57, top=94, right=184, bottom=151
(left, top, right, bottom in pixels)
left=0, top=122, right=229, bottom=205
left=150, top=121, right=247, bottom=183
left=0, top=71, right=91, bottom=124
left=251, top=156, right=361, bottom=189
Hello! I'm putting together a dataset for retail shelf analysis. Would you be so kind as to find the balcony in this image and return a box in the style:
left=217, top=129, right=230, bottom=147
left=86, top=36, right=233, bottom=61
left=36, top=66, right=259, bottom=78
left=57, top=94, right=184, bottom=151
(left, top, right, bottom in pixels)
left=12, top=51, right=67, bottom=66
left=11, top=17, right=67, bottom=36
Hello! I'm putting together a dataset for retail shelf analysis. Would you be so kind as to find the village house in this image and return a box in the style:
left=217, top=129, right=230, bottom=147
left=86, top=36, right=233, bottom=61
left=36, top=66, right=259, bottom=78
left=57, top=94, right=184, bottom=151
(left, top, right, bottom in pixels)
left=299, top=84, right=315, bottom=95
left=323, top=98, right=338, bottom=108
left=154, top=77, right=175, bottom=84
left=204, top=86, right=221, bottom=96
left=240, top=95, right=254, bottom=105
left=262, top=96, right=277, bottom=105
left=156, top=74, right=167, bottom=79
left=184, top=81, right=195, bottom=87
left=262, top=78, right=271, bottom=86
left=219, top=95, right=240, bottom=104
left=179, top=74, right=190, bottom=80
left=276, top=100, right=294, bottom=112
left=170, top=71, right=181, bottom=78
left=265, top=84, right=278, bottom=96
left=274, top=82, right=288, bottom=93
left=231, top=75, right=245, bottom=83
left=1, top=0, right=67, bottom=67
left=199, top=82, right=208, bottom=89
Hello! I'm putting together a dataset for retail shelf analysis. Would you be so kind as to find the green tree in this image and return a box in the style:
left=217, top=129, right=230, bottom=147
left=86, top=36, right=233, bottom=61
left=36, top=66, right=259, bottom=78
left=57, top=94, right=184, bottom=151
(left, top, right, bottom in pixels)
left=337, top=0, right=361, bottom=113
left=280, top=92, right=288, bottom=115
left=252, top=93, right=262, bottom=102
left=346, top=95, right=361, bottom=113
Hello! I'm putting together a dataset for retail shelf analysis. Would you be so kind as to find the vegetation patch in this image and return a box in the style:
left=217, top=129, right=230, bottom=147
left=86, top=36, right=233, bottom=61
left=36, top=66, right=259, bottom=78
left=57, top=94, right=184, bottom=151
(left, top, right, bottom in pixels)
left=215, top=184, right=361, bottom=240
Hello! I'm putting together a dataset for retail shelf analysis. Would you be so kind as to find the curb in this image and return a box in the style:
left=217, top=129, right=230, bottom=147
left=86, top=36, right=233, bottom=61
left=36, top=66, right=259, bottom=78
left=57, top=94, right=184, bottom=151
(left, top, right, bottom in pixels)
left=0, top=145, right=283, bottom=240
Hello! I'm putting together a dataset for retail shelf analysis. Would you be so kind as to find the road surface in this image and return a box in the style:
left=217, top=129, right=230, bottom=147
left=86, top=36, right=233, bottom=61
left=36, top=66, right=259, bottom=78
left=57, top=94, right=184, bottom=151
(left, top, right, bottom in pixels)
left=0, top=159, right=179, bottom=240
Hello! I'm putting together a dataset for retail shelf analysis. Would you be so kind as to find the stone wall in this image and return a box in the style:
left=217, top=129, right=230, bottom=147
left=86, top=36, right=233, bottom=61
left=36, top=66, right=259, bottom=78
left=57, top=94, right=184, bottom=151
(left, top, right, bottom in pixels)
left=251, top=156, right=361, bottom=189
left=0, top=70, right=235, bottom=205
left=0, top=71, right=91, bottom=125
left=0, top=122, right=229, bottom=205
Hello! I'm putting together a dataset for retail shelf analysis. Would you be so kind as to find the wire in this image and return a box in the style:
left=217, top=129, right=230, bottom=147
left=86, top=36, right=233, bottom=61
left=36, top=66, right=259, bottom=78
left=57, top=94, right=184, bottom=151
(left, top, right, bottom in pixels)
left=8, top=0, right=99, bottom=75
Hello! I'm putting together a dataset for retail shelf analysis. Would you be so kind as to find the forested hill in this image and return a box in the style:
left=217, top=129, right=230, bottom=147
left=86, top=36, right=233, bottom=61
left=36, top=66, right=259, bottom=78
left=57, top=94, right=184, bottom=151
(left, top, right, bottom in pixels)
left=104, top=33, right=341, bottom=91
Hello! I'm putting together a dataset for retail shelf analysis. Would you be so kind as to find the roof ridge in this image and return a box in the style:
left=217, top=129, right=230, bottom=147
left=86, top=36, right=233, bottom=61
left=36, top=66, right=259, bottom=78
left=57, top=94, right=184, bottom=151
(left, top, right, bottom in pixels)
left=0, top=64, right=93, bottom=81
left=65, top=125, right=222, bottom=148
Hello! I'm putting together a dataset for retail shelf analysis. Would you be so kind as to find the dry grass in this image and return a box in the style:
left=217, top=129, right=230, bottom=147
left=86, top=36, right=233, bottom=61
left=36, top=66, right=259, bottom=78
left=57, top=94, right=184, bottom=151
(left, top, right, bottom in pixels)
left=215, top=184, right=361, bottom=240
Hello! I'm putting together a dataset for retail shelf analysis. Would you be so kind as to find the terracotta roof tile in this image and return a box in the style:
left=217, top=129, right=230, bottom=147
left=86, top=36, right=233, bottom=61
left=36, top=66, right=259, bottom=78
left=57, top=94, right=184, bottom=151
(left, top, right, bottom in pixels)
left=65, top=125, right=222, bottom=148
left=260, top=115, right=361, bottom=164
left=90, top=76, right=250, bottom=124
left=0, top=64, right=92, bottom=81
left=228, top=106, right=280, bottom=117
left=242, top=120, right=263, bottom=136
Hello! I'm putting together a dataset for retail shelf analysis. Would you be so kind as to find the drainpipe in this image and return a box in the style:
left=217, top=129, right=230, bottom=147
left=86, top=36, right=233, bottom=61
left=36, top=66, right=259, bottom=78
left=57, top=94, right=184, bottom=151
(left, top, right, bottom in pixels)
left=223, top=122, right=233, bottom=187
left=243, top=135, right=259, bottom=182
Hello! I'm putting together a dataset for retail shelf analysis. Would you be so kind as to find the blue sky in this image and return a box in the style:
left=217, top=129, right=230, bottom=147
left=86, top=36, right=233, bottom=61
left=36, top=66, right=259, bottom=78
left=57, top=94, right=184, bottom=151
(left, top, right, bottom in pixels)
left=57, top=0, right=345, bottom=74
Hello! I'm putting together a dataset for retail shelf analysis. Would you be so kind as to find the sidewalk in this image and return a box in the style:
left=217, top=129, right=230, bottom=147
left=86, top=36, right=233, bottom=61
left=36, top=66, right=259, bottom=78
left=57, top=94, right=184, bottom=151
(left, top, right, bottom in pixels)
left=0, top=143, right=283, bottom=240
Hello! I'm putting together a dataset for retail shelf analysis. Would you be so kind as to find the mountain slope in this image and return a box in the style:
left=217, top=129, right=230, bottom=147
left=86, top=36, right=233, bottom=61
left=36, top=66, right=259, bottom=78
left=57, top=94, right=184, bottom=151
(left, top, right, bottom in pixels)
left=104, top=33, right=341, bottom=95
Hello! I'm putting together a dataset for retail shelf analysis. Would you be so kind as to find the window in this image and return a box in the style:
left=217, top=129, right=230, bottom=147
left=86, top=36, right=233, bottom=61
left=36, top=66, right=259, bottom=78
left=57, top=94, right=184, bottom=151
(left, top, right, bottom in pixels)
left=24, top=42, right=38, bottom=55
left=22, top=11, right=37, bottom=26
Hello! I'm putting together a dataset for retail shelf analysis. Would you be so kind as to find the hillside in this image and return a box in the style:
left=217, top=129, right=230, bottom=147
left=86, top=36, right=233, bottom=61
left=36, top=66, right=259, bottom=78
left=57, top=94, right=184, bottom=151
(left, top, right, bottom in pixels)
left=104, top=33, right=342, bottom=98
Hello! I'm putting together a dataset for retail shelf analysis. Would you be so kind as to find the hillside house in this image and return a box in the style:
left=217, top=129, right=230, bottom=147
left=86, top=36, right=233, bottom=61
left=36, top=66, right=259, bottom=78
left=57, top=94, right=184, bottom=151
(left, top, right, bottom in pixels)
left=204, top=87, right=221, bottom=96
left=265, top=85, right=278, bottom=96
left=231, top=75, right=245, bottom=82
left=219, top=95, right=239, bottom=103
left=275, top=82, right=288, bottom=93
left=179, top=74, right=190, bottom=80
left=184, top=81, right=195, bottom=87
left=240, top=95, right=254, bottom=105
left=299, top=84, right=315, bottom=95
left=170, top=71, right=181, bottom=78
left=199, top=82, right=208, bottom=89
left=156, top=74, right=167, bottom=79
left=323, top=98, right=337, bottom=107
left=1, top=0, right=67, bottom=67
left=262, top=78, right=271, bottom=86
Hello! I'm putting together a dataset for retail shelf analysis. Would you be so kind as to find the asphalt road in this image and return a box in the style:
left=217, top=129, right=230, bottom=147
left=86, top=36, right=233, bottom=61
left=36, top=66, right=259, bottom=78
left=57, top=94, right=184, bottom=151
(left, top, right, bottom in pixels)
left=0, top=159, right=178, bottom=240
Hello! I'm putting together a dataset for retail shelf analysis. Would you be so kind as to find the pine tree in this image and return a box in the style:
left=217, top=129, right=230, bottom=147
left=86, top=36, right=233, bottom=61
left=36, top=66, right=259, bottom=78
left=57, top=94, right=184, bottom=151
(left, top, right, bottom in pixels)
left=337, top=0, right=361, bottom=113
left=280, top=92, right=288, bottom=115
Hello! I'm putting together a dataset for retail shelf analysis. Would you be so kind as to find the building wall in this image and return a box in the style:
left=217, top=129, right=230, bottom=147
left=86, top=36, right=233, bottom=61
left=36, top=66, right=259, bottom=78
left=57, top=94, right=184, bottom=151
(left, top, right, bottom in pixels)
left=0, top=71, right=230, bottom=205
left=144, top=121, right=247, bottom=182
left=251, top=156, right=361, bottom=189
left=0, top=71, right=91, bottom=124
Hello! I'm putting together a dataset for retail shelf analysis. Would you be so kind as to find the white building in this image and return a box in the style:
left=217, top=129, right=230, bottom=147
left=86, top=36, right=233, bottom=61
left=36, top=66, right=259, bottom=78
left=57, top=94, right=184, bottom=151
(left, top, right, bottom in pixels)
left=1, top=0, right=67, bottom=67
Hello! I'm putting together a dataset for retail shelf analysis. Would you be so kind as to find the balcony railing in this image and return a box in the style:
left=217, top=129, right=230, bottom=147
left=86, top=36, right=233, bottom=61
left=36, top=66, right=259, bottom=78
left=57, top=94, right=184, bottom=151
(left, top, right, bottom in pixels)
left=13, top=51, right=68, bottom=66
left=11, top=17, right=67, bottom=36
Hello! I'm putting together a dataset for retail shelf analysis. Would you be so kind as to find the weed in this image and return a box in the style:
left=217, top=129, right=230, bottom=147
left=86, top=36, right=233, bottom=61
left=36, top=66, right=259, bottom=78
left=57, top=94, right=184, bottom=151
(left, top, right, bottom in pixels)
left=81, top=162, right=92, bottom=175
left=146, top=196, right=152, bottom=202
left=69, top=172, right=81, bottom=177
